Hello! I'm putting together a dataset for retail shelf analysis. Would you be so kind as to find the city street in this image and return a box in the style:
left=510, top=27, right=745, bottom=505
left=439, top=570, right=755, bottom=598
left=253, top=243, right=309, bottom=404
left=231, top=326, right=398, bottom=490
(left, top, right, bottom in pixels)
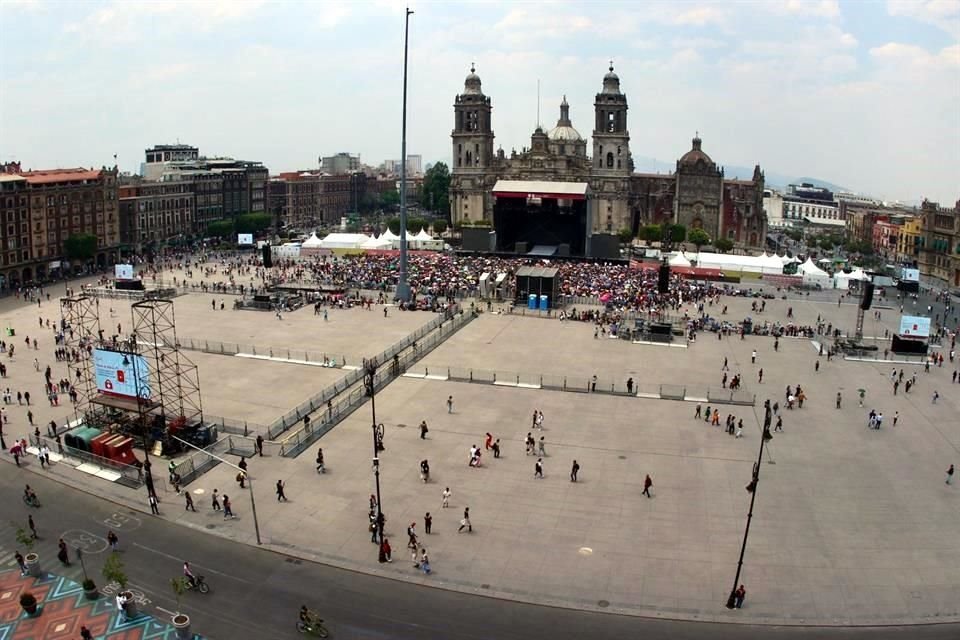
left=2, top=463, right=959, bottom=640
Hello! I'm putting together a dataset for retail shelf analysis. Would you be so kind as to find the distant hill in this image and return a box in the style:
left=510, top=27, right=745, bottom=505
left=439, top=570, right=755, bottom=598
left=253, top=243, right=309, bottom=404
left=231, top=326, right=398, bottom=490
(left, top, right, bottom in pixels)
left=631, top=156, right=851, bottom=195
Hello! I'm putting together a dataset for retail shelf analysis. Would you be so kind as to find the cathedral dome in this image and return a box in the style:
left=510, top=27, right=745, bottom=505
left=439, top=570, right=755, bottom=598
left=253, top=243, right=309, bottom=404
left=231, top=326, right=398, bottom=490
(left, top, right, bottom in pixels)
left=463, top=63, right=483, bottom=96
left=547, top=95, right=583, bottom=141
left=601, top=62, right=621, bottom=95
left=679, top=134, right=715, bottom=167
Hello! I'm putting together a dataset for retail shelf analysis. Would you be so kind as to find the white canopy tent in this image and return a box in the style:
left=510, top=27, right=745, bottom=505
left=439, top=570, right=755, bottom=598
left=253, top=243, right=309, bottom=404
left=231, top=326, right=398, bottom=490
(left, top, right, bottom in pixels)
left=320, top=233, right=369, bottom=249
left=301, top=233, right=323, bottom=248
left=798, top=257, right=831, bottom=288
left=668, top=252, right=692, bottom=267
left=695, top=252, right=783, bottom=274
left=361, top=235, right=392, bottom=250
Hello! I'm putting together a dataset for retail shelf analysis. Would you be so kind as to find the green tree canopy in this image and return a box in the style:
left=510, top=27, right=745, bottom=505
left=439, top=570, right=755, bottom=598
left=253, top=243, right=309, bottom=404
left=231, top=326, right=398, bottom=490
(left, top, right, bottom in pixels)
left=637, top=224, right=662, bottom=242
left=380, top=189, right=400, bottom=210
left=432, top=219, right=448, bottom=234
left=714, top=237, right=734, bottom=253
left=687, top=228, right=711, bottom=248
left=617, top=228, right=634, bottom=244
left=420, top=162, right=450, bottom=217
left=206, top=220, right=234, bottom=238
left=63, top=233, right=98, bottom=261
left=668, top=224, right=687, bottom=243
left=235, top=213, right=272, bottom=235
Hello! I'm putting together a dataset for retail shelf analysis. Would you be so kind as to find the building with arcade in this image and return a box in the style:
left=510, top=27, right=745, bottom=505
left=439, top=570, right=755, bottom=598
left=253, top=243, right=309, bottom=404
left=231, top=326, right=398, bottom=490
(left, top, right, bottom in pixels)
left=449, top=64, right=768, bottom=257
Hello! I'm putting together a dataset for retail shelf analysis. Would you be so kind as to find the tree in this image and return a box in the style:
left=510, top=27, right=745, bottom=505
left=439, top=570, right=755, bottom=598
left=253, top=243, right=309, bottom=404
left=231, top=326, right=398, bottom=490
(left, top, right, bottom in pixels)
left=206, top=220, right=234, bottom=238
left=617, top=228, right=634, bottom=244
left=406, top=217, right=428, bottom=234
left=235, top=213, right=272, bottom=235
left=668, top=224, right=686, bottom=243
left=687, top=228, right=710, bottom=249
left=637, top=224, right=662, bottom=242
left=714, top=238, right=734, bottom=253
left=380, top=189, right=400, bottom=210
left=432, top=219, right=448, bottom=234
left=420, top=162, right=451, bottom=217
left=386, top=217, right=401, bottom=234
left=63, top=233, right=97, bottom=262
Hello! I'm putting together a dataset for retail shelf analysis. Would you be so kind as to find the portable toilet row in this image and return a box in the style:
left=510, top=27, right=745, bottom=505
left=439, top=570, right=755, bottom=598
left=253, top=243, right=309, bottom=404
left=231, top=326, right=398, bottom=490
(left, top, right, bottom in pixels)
left=526, top=294, right=549, bottom=310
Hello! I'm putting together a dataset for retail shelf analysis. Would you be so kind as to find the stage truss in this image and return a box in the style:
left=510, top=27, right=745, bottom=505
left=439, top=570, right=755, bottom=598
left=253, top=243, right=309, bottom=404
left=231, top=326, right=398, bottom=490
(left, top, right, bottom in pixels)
left=60, top=295, right=101, bottom=422
left=131, top=299, right=204, bottom=428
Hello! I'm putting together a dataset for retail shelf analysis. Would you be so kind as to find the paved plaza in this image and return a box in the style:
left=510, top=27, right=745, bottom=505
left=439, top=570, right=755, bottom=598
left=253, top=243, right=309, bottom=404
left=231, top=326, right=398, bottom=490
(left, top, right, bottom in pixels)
left=1, top=270, right=959, bottom=626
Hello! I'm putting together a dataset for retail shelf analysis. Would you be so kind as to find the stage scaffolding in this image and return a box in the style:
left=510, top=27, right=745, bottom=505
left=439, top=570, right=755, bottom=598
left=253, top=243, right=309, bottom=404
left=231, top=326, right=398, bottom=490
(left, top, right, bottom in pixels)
left=60, top=295, right=101, bottom=422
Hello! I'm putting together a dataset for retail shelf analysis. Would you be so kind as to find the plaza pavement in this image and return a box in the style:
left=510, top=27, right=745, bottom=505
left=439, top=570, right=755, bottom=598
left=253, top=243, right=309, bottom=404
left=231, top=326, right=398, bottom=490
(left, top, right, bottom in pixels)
left=2, top=273, right=959, bottom=626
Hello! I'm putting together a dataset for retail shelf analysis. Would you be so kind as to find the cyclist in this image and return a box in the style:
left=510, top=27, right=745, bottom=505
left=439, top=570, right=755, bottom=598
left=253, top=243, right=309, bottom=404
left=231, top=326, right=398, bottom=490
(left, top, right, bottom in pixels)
left=299, top=605, right=322, bottom=628
left=183, top=561, right=197, bottom=589
left=23, top=485, right=38, bottom=506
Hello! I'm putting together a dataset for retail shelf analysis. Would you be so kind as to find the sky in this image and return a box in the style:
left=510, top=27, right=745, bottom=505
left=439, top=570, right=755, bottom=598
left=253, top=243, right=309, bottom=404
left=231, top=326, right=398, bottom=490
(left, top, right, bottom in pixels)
left=0, top=0, right=958, bottom=205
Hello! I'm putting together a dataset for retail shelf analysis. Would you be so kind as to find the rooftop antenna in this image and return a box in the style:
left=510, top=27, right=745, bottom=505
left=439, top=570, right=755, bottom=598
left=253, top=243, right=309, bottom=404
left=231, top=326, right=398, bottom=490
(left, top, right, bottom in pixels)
left=537, top=79, right=541, bottom=128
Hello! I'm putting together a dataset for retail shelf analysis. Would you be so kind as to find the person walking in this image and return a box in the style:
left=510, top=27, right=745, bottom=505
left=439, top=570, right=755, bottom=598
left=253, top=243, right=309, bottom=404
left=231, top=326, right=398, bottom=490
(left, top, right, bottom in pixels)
left=57, top=538, right=70, bottom=565
left=420, top=548, right=431, bottom=575
left=184, top=490, right=196, bottom=511
left=446, top=395, right=453, bottom=413
left=758, top=368, right=763, bottom=384
left=107, top=530, right=119, bottom=552
left=15, top=550, right=27, bottom=576
left=570, top=460, right=580, bottom=482
left=492, top=438, right=501, bottom=458
left=406, top=522, right=418, bottom=549
left=315, top=447, right=325, bottom=473
left=148, top=493, right=160, bottom=515
left=774, top=416, right=783, bottom=432
left=893, top=411, right=899, bottom=427
left=223, top=494, right=235, bottom=519
left=836, top=392, right=842, bottom=409
left=933, top=390, right=939, bottom=404
left=734, top=584, right=746, bottom=608
left=751, top=350, right=757, bottom=364
left=534, top=458, right=544, bottom=479
left=379, top=537, right=392, bottom=563
left=28, top=515, right=37, bottom=539
left=642, top=474, right=653, bottom=498
left=211, top=488, right=221, bottom=511
left=458, top=507, right=472, bottom=533
left=276, top=480, right=287, bottom=502
left=538, top=436, right=546, bottom=457
left=424, top=512, right=432, bottom=534
left=419, top=421, right=429, bottom=439
left=947, top=464, right=955, bottom=485
left=442, top=487, right=451, bottom=508
left=80, top=626, right=94, bottom=640
left=255, top=434, right=264, bottom=456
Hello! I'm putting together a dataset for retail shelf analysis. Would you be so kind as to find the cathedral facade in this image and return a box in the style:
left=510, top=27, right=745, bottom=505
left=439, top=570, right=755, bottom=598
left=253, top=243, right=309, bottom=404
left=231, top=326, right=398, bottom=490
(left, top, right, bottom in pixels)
left=449, top=64, right=768, bottom=251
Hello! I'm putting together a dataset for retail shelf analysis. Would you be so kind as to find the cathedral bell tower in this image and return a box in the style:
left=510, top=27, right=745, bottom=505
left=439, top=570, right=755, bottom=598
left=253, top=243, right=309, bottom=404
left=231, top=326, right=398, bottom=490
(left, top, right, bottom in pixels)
left=450, top=64, right=495, bottom=225
left=452, top=64, right=494, bottom=171
left=590, top=62, right=632, bottom=237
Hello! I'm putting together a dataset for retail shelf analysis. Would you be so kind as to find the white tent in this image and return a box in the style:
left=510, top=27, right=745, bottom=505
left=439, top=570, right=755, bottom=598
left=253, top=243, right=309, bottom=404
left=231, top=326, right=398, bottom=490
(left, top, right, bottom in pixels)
left=695, top=252, right=782, bottom=274
left=361, top=235, right=392, bottom=250
left=301, top=233, right=323, bottom=248
left=668, top=252, right=692, bottom=267
left=320, top=233, right=369, bottom=249
left=798, top=258, right=831, bottom=287
left=381, top=228, right=398, bottom=241
left=415, top=228, right=433, bottom=241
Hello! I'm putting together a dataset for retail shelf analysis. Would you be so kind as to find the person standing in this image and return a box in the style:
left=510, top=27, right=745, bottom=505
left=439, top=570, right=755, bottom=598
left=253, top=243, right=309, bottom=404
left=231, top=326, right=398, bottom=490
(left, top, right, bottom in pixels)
left=446, top=396, right=454, bottom=414
left=80, top=626, right=93, bottom=640
left=458, top=507, right=472, bottom=533
left=492, top=439, right=501, bottom=458
left=570, top=460, right=580, bottom=482
left=538, top=436, right=546, bottom=457
left=836, top=392, right=842, bottom=409
left=424, top=512, right=432, bottom=534
left=534, top=458, right=544, bottom=479
left=933, top=390, right=939, bottom=404
left=420, top=548, right=431, bottom=575
left=148, top=493, right=160, bottom=515
left=107, top=530, right=119, bottom=552
left=947, top=464, right=955, bottom=485
left=57, top=538, right=70, bottom=565
left=442, top=487, right=451, bottom=508
left=276, top=480, right=287, bottom=502
left=211, top=488, right=221, bottom=512
left=255, top=434, right=264, bottom=456
left=642, top=474, right=653, bottom=498
left=379, top=537, right=392, bottom=563
left=751, top=350, right=757, bottom=364
left=735, top=584, right=746, bottom=608
left=420, top=421, right=429, bottom=439
left=893, top=411, right=899, bottom=427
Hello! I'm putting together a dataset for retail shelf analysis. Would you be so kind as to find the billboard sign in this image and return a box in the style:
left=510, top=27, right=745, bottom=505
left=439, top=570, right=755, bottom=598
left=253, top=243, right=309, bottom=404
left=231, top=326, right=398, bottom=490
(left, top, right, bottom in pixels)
left=114, top=264, right=134, bottom=280
left=93, top=349, right=151, bottom=399
left=238, top=233, right=254, bottom=246
left=899, top=315, right=931, bottom=338
left=900, top=267, right=919, bottom=282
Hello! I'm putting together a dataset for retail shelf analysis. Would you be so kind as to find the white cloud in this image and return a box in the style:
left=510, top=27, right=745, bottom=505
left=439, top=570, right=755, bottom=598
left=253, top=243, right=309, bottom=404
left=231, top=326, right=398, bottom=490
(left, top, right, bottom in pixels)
left=888, top=0, right=960, bottom=38
left=781, top=0, right=841, bottom=18
left=870, top=42, right=960, bottom=69
left=672, top=6, right=725, bottom=26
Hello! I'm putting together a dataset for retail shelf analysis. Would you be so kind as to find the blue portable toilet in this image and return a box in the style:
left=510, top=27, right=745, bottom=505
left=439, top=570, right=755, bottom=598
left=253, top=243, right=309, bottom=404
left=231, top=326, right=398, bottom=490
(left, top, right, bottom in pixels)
left=539, top=295, right=549, bottom=310
left=528, top=294, right=537, bottom=309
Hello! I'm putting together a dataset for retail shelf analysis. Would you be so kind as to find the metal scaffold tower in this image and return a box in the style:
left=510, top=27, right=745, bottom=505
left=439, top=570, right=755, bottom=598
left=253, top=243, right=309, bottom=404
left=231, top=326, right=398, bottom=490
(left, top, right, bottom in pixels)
left=131, top=299, right=203, bottom=428
left=60, top=295, right=101, bottom=423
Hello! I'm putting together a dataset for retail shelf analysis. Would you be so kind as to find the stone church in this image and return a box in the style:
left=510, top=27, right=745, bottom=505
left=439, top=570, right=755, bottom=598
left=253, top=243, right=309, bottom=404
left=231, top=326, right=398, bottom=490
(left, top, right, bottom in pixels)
left=449, top=64, right=768, bottom=251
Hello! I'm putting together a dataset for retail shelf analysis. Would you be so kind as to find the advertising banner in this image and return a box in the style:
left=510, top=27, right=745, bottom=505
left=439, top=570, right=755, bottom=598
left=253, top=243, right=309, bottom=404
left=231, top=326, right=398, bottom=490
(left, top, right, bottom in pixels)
left=114, top=264, right=134, bottom=280
left=900, top=267, right=920, bottom=282
left=238, top=233, right=254, bottom=246
left=93, top=349, right=151, bottom=399
left=899, top=315, right=931, bottom=338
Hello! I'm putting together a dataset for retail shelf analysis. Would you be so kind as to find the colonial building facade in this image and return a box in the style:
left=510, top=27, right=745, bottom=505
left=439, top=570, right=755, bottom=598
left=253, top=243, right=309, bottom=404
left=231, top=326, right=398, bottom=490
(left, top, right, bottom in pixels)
left=449, top=65, right=768, bottom=250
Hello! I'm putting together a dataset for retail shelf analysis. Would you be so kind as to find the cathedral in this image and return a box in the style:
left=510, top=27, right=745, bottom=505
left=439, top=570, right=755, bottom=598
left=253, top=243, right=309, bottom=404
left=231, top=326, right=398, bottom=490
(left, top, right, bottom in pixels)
left=449, top=64, right=768, bottom=253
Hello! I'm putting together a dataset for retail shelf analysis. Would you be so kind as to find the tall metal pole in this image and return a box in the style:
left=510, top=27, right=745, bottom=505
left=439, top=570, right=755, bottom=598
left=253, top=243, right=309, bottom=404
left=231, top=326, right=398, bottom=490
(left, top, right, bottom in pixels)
left=726, top=403, right=772, bottom=608
left=396, top=7, right=414, bottom=302
left=365, top=358, right=385, bottom=556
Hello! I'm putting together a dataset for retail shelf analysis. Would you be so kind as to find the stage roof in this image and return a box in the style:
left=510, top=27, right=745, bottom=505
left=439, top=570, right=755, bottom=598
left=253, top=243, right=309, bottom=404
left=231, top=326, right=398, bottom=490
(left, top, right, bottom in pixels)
left=516, top=266, right=559, bottom=278
left=492, top=180, right=588, bottom=200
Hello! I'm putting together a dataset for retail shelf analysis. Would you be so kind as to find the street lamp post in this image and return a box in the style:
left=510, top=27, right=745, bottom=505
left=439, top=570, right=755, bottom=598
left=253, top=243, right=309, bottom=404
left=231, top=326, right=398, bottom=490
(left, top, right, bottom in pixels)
left=726, top=401, right=773, bottom=609
left=396, top=7, right=414, bottom=302
left=364, top=358, right=386, bottom=556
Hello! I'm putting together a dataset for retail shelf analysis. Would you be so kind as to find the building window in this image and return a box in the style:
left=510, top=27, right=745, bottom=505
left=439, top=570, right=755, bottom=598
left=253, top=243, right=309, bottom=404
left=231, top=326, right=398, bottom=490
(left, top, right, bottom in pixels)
left=606, top=152, right=614, bottom=168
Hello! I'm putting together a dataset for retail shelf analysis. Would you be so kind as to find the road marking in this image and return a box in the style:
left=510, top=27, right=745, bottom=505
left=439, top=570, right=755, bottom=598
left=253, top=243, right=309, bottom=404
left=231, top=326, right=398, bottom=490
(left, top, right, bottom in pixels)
left=155, top=606, right=177, bottom=616
left=102, top=512, right=142, bottom=531
left=60, top=529, right=108, bottom=554
left=131, top=542, right=254, bottom=584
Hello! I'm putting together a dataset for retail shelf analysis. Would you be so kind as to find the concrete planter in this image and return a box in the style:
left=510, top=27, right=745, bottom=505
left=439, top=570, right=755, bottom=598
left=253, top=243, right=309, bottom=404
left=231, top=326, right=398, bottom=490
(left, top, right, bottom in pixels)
left=120, top=591, right=137, bottom=618
left=172, top=613, right=191, bottom=639
left=24, top=553, right=41, bottom=578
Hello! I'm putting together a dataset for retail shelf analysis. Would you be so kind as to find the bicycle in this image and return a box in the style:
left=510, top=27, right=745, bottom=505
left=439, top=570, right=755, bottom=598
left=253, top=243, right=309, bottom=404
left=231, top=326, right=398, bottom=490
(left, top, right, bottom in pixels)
left=22, top=493, right=40, bottom=508
left=296, top=613, right=329, bottom=637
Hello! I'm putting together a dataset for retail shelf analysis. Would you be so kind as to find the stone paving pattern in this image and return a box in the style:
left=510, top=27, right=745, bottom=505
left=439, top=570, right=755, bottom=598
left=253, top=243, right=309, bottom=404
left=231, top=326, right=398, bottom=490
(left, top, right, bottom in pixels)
left=1, top=272, right=959, bottom=625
